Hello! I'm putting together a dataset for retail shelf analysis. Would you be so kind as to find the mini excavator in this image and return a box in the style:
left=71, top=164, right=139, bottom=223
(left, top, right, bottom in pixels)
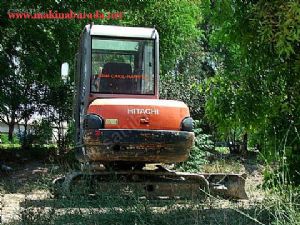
left=53, top=24, right=247, bottom=200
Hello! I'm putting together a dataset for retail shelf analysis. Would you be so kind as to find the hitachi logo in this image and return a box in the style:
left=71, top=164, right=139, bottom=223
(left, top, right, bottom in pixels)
left=128, top=108, right=159, bottom=115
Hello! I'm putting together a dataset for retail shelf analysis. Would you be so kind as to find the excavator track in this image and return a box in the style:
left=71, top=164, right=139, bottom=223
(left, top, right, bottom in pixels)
left=52, top=167, right=247, bottom=200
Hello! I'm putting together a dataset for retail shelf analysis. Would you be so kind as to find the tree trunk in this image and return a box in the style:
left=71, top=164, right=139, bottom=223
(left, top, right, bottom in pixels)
left=8, top=122, right=14, bottom=142
left=22, top=117, right=29, bottom=149
left=57, top=118, right=65, bottom=155
left=24, top=118, right=28, bottom=138
left=241, top=133, right=248, bottom=154
left=8, top=112, right=16, bottom=143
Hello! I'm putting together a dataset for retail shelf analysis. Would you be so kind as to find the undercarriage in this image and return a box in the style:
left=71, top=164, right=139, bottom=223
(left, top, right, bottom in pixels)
left=52, top=164, right=247, bottom=200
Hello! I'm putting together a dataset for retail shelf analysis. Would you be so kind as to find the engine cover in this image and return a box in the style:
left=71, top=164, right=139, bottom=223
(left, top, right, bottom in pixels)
left=87, top=98, right=190, bottom=131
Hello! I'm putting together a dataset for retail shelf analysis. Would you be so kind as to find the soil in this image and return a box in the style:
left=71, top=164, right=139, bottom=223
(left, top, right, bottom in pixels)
left=0, top=161, right=52, bottom=223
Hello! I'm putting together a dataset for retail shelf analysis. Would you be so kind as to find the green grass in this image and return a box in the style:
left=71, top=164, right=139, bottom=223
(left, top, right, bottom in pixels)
left=202, top=158, right=245, bottom=173
left=215, top=147, right=230, bottom=154
left=0, top=143, right=21, bottom=149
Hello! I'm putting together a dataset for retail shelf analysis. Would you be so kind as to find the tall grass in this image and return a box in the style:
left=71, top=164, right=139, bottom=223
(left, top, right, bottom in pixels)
left=258, top=125, right=300, bottom=225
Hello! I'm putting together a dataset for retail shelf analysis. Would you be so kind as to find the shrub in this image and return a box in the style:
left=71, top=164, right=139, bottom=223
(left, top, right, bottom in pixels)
left=176, top=120, right=213, bottom=172
left=0, top=133, right=20, bottom=144
left=31, top=119, right=53, bottom=145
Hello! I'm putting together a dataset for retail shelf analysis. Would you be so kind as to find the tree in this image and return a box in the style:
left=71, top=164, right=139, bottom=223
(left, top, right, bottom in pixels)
left=0, top=1, right=79, bottom=142
left=0, top=41, right=40, bottom=142
left=43, top=82, right=73, bottom=154
left=127, top=0, right=201, bottom=73
left=160, top=41, right=215, bottom=125
left=202, top=0, right=300, bottom=181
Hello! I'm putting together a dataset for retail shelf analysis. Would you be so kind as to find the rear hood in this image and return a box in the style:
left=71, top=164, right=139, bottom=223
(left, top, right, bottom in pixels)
left=88, top=98, right=190, bottom=130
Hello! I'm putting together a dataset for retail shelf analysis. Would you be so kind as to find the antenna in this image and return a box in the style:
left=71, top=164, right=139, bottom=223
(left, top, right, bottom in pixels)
left=90, top=21, right=94, bottom=28
left=152, top=25, right=156, bottom=38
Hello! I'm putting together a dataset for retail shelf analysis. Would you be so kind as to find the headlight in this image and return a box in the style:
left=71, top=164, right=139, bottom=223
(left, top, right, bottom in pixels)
left=83, top=114, right=103, bottom=129
left=181, top=117, right=194, bottom=132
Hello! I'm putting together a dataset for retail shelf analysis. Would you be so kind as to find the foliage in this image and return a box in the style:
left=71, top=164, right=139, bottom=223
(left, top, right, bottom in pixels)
left=176, top=120, right=213, bottom=172
left=43, top=82, right=73, bottom=154
left=261, top=174, right=300, bottom=225
left=65, top=120, right=75, bottom=147
left=201, top=0, right=300, bottom=183
left=0, top=61, right=40, bottom=142
left=160, top=72, right=205, bottom=121
left=202, top=0, right=300, bottom=132
left=0, top=133, right=19, bottom=145
left=261, top=124, right=300, bottom=186
left=30, top=119, right=53, bottom=146
left=160, top=38, right=216, bottom=119
left=127, top=0, right=201, bottom=73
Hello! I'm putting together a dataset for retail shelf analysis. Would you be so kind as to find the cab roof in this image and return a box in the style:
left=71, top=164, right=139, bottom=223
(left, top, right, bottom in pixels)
left=89, top=25, right=157, bottom=39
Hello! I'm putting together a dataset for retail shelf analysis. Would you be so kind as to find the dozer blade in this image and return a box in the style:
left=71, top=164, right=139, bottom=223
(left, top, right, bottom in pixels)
left=201, top=173, right=248, bottom=199
left=52, top=171, right=247, bottom=200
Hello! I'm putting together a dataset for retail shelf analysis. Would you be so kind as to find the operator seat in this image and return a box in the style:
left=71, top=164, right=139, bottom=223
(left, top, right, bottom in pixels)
left=100, top=62, right=133, bottom=94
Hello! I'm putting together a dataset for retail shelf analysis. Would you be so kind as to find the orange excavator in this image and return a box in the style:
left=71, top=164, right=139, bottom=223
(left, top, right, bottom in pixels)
left=53, top=24, right=247, bottom=200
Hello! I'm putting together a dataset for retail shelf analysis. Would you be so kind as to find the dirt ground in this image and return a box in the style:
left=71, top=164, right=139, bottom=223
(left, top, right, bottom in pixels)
left=0, top=155, right=268, bottom=225
left=0, top=161, right=52, bottom=223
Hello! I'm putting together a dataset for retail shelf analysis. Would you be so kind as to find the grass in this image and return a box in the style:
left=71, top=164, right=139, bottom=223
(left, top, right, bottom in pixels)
left=0, top=144, right=21, bottom=149
left=0, top=163, right=269, bottom=225
left=1, top=150, right=299, bottom=225
left=17, top=190, right=273, bottom=225
left=215, top=147, right=230, bottom=154
left=2, top=198, right=277, bottom=225
left=202, top=158, right=245, bottom=173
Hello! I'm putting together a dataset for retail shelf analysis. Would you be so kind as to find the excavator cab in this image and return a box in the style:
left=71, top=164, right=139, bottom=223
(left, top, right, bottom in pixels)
left=91, top=38, right=154, bottom=95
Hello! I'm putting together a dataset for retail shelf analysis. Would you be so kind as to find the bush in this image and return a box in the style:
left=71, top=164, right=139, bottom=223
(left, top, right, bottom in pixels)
left=0, top=133, right=20, bottom=144
left=31, top=119, right=53, bottom=145
left=19, top=119, right=54, bottom=149
left=176, top=120, right=213, bottom=172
